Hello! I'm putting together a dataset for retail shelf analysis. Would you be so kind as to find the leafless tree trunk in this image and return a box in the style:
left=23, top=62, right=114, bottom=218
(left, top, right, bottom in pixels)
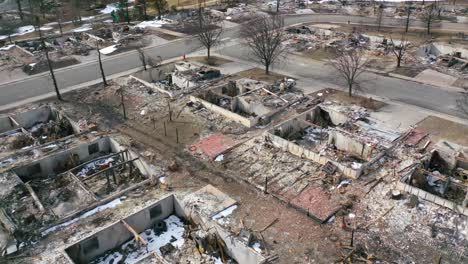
left=240, top=14, right=286, bottom=75
left=137, top=48, right=148, bottom=70
left=141, top=0, right=147, bottom=18
left=405, top=2, right=412, bottom=33
left=96, top=40, right=108, bottom=86
left=377, top=4, right=384, bottom=32
left=328, top=48, right=369, bottom=97
left=185, top=11, right=223, bottom=61
left=37, top=16, right=62, bottom=101
left=154, top=0, right=168, bottom=20
left=16, top=0, right=24, bottom=20
left=56, top=7, right=64, bottom=36
left=423, top=4, right=438, bottom=35
left=390, top=34, right=410, bottom=68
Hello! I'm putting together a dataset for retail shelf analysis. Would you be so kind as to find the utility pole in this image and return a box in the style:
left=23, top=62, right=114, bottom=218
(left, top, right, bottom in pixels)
left=37, top=16, right=62, bottom=101
left=96, top=40, right=108, bottom=86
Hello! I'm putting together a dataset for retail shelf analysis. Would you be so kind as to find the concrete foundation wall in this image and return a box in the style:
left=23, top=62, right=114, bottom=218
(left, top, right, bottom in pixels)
left=65, top=195, right=176, bottom=264
left=172, top=74, right=197, bottom=89
left=237, top=97, right=271, bottom=117
left=328, top=130, right=374, bottom=159
left=130, top=75, right=174, bottom=97
left=0, top=116, right=16, bottom=134
left=396, top=177, right=468, bottom=216
left=14, top=137, right=112, bottom=181
left=190, top=96, right=254, bottom=127
left=426, top=43, right=468, bottom=58
left=131, top=63, right=175, bottom=83
left=180, top=200, right=266, bottom=264
left=109, top=138, right=154, bottom=178
left=10, top=106, right=52, bottom=130
left=265, top=131, right=361, bottom=179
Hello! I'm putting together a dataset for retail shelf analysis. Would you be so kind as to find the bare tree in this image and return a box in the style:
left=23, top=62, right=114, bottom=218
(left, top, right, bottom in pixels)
left=422, top=4, right=439, bottom=35
left=36, top=16, right=62, bottom=101
left=240, top=14, right=286, bottom=75
left=328, top=48, right=369, bottom=97
left=141, top=0, right=147, bottom=18
left=377, top=4, right=384, bottom=32
left=0, top=20, right=18, bottom=44
left=154, top=0, right=168, bottom=20
left=186, top=11, right=223, bottom=61
left=16, top=0, right=24, bottom=21
left=96, top=40, right=108, bottom=86
left=404, top=2, right=413, bottom=33
left=137, top=48, right=148, bottom=70
left=389, top=34, right=410, bottom=68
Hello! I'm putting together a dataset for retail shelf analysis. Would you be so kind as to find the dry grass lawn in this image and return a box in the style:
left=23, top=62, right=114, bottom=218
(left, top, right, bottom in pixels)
left=237, top=68, right=288, bottom=83
left=416, top=116, right=468, bottom=146
left=188, top=56, right=232, bottom=66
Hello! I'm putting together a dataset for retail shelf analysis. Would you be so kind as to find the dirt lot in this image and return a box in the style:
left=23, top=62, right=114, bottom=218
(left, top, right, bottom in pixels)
left=188, top=55, right=232, bottom=66
left=416, top=116, right=468, bottom=146
left=237, top=68, right=289, bottom=83
left=313, top=89, right=387, bottom=111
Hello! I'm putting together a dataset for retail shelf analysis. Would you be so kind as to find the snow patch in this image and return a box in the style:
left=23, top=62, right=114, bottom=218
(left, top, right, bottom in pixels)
left=135, top=19, right=170, bottom=29
left=212, top=205, right=237, bottom=224
left=91, top=215, right=186, bottom=264
left=73, top=24, right=93, bottom=32
left=0, top=44, right=15, bottom=51
left=100, top=4, right=118, bottom=14
left=100, top=45, right=119, bottom=55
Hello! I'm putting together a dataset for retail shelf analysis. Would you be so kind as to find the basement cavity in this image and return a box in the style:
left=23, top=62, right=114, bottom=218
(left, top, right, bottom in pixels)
left=90, top=215, right=185, bottom=264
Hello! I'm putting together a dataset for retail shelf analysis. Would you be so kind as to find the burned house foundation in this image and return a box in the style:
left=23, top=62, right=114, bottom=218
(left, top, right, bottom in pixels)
left=265, top=105, right=389, bottom=179
left=64, top=186, right=267, bottom=264
left=0, top=136, right=160, bottom=256
left=0, top=106, right=81, bottom=161
left=190, top=78, right=302, bottom=128
left=398, top=142, right=468, bottom=216
left=130, top=61, right=221, bottom=98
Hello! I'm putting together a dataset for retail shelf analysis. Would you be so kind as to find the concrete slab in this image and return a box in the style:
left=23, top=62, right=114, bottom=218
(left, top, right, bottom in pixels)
left=414, top=69, right=458, bottom=87
left=369, top=104, right=428, bottom=132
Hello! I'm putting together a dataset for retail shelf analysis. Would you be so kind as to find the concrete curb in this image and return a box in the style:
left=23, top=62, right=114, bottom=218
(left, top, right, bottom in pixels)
left=0, top=56, right=183, bottom=113
left=0, top=35, right=192, bottom=87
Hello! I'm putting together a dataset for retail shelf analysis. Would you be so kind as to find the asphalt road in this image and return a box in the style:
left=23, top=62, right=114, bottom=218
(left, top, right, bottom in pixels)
left=217, top=43, right=464, bottom=118
left=0, top=14, right=466, bottom=112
